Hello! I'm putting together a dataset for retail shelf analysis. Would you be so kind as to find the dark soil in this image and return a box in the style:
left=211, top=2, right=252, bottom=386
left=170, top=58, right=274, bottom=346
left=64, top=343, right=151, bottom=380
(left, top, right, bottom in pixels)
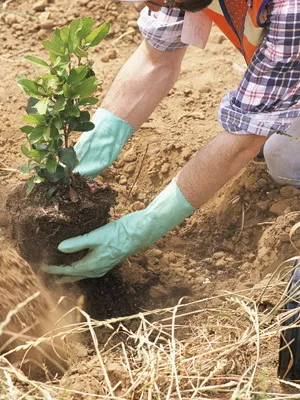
left=6, top=174, right=116, bottom=266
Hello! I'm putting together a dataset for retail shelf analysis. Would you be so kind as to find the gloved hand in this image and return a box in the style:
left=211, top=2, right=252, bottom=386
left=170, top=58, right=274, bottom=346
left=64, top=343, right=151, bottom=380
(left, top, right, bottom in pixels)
left=41, top=180, right=196, bottom=284
left=73, top=108, right=134, bottom=178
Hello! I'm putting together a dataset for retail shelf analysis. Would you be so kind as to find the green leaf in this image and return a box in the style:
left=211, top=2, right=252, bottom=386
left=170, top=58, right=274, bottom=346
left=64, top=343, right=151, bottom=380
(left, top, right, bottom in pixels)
left=34, top=98, right=50, bottom=114
left=17, top=77, right=41, bottom=97
left=27, top=148, right=48, bottom=162
left=21, top=125, right=34, bottom=135
left=73, top=121, right=95, bottom=132
left=28, top=125, right=45, bottom=143
left=26, top=98, right=39, bottom=114
left=42, top=40, right=66, bottom=56
left=26, top=176, right=36, bottom=196
left=78, top=17, right=93, bottom=40
left=71, top=76, right=98, bottom=98
left=74, top=47, right=88, bottom=58
left=78, top=97, right=98, bottom=106
left=46, top=186, right=57, bottom=201
left=43, top=126, right=51, bottom=140
left=58, top=147, right=77, bottom=169
left=60, top=26, right=70, bottom=43
left=53, top=118, right=63, bottom=130
left=53, top=97, right=66, bottom=112
left=46, top=156, right=57, bottom=174
left=21, top=144, right=30, bottom=157
left=79, top=111, right=91, bottom=121
left=64, top=103, right=80, bottom=117
left=24, top=55, right=49, bottom=68
left=86, top=23, right=110, bottom=47
left=52, top=134, right=63, bottom=150
left=38, top=165, right=67, bottom=183
left=42, top=74, right=60, bottom=91
left=52, top=28, right=65, bottom=46
left=67, top=65, right=88, bottom=84
left=24, top=114, right=46, bottom=125
left=62, top=84, right=72, bottom=98
left=68, top=18, right=82, bottom=53
left=53, top=58, right=69, bottom=76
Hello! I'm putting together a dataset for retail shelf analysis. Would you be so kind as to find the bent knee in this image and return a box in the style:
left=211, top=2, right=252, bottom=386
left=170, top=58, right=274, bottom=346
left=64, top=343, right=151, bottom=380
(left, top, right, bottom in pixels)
left=264, top=133, right=300, bottom=186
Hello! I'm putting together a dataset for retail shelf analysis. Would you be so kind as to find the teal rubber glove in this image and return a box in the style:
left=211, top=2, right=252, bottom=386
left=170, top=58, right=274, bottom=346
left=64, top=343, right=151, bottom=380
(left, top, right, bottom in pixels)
left=74, top=108, right=134, bottom=178
left=42, top=180, right=196, bottom=284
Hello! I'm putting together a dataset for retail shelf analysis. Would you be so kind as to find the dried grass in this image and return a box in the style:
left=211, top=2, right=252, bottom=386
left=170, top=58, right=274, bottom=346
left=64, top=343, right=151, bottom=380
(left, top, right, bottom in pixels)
left=1, top=258, right=300, bottom=399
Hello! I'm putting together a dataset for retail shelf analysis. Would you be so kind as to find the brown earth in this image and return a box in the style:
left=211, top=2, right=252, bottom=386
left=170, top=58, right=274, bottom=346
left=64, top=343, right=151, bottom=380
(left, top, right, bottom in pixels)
left=7, top=175, right=116, bottom=265
left=0, top=0, right=300, bottom=397
left=0, top=236, right=68, bottom=380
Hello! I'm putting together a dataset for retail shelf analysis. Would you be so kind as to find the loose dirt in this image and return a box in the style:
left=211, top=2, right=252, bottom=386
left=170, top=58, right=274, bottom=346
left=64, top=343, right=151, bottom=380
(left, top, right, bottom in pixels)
left=0, top=0, right=300, bottom=397
left=7, top=175, right=116, bottom=265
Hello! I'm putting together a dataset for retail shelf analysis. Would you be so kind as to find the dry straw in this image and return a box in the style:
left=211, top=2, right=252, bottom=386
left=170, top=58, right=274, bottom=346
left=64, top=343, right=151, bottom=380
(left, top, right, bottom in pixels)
left=1, top=258, right=300, bottom=399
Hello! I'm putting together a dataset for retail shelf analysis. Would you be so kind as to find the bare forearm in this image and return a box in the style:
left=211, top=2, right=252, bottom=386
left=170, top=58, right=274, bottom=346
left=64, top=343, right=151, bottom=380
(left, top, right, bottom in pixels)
left=102, top=41, right=186, bottom=130
left=176, top=131, right=268, bottom=208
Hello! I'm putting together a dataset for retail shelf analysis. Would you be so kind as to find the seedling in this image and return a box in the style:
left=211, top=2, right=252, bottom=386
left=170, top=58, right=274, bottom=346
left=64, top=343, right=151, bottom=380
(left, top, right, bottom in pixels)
left=17, top=17, right=109, bottom=198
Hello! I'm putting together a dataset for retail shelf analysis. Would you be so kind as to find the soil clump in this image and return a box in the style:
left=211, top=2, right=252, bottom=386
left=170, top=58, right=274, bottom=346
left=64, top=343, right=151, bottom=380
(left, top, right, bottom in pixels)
left=7, top=174, right=116, bottom=265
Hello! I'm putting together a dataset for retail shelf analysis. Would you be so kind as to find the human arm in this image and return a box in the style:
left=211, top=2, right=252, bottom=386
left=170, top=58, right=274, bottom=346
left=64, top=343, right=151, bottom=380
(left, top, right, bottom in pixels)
left=74, top=40, right=187, bottom=178
left=43, top=130, right=267, bottom=283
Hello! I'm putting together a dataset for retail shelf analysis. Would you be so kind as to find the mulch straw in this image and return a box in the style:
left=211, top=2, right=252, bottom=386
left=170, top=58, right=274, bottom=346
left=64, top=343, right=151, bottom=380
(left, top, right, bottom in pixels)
left=1, top=257, right=300, bottom=399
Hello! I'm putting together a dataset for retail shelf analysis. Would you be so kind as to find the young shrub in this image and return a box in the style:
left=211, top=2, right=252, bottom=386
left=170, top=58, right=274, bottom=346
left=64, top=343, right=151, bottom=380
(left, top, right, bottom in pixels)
left=17, top=17, right=109, bottom=198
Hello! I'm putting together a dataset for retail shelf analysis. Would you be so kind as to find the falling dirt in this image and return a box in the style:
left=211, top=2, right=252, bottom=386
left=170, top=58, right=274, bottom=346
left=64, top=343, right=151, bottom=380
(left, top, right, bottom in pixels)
left=1, top=0, right=300, bottom=396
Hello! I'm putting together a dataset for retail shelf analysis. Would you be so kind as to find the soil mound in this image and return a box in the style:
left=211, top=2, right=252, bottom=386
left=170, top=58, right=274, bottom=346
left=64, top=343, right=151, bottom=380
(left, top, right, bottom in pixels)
left=0, top=235, right=49, bottom=331
left=7, top=175, right=116, bottom=265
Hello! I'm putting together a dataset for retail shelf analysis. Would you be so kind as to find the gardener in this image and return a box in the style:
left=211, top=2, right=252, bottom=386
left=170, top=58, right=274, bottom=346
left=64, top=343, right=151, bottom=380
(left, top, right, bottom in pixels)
left=43, top=0, right=300, bottom=283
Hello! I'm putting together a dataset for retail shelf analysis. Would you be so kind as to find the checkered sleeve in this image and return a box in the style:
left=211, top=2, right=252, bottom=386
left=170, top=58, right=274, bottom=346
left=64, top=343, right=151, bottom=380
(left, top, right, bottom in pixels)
left=219, top=0, right=300, bottom=137
left=137, top=6, right=188, bottom=52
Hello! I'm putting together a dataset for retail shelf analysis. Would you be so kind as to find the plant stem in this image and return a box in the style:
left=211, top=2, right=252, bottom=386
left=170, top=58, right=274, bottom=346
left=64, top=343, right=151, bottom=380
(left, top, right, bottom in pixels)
left=63, top=124, right=70, bottom=148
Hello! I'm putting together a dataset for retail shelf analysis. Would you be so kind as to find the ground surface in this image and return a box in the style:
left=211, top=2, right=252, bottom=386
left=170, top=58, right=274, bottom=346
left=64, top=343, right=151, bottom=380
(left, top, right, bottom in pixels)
left=0, top=0, right=300, bottom=397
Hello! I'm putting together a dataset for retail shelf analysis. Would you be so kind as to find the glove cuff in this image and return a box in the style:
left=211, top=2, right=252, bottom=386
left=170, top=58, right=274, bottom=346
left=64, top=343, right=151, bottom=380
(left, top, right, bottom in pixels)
left=138, top=180, right=197, bottom=248
left=93, top=108, right=135, bottom=141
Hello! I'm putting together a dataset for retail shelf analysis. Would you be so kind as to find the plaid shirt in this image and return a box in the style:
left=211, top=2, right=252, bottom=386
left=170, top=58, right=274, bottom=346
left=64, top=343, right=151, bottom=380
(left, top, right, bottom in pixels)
left=137, top=0, right=300, bottom=137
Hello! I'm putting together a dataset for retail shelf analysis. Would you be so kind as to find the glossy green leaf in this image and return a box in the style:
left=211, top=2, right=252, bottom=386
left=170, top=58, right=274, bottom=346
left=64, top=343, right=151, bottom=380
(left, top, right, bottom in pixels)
left=60, top=27, right=69, bottom=44
left=46, top=156, right=57, bottom=173
left=67, top=65, right=88, bottom=84
left=34, top=98, right=50, bottom=114
left=21, top=125, right=34, bottom=135
left=64, top=103, right=80, bottom=117
left=46, top=186, right=57, bottom=201
left=71, top=76, right=98, bottom=98
left=17, top=77, right=41, bottom=97
left=74, top=47, right=88, bottom=58
left=78, top=17, right=93, bottom=39
left=21, top=144, right=30, bottom=157
left=52, top=28, right=65, bottom=47
left=26, top=98, right=39, bottom=114
left=53, top=97, right=66, bottom=112
left=38, top=165, right=67, bottom=183
left=24, top=114, right=46, bottom=125
left=79, top=111, right=91, bottom=121
left=73, top=121, right=95, bottom=132
left=42, top=40, right=66, bottom=56
left=68, top=18, right=82, bottom=53
left=86, top=23, right=110, bottom=47
left=78, top=97, right=98, bottom=106
left=63, top=83, right=72, bottom=98
left=24, top=55, right=49, bottom=68
left=43, top=126, right=51, bottom=140
left=28, top=125, right=45, bottom=144
left=58, top=147, right=77, bottom=169
left=26, top=176, right=36, bottom=196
